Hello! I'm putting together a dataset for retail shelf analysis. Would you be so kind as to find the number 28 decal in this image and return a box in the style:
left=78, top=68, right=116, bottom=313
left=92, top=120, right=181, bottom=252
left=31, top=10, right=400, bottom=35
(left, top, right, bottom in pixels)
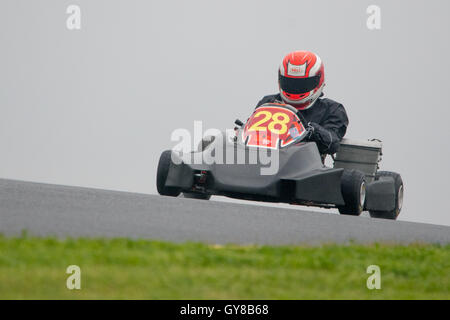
left=249, top=110, right=291, bottom=135
left=242, top=105, right=306, bottom=149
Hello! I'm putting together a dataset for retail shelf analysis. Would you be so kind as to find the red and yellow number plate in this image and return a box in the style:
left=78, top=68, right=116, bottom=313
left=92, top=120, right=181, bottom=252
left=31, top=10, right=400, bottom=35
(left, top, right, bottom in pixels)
left=242, top=105, right=306, bottom=149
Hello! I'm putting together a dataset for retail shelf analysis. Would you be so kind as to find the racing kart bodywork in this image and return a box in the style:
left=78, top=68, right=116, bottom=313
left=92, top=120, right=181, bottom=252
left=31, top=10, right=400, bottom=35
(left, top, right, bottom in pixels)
left=157, top=103, right=404, bottom=220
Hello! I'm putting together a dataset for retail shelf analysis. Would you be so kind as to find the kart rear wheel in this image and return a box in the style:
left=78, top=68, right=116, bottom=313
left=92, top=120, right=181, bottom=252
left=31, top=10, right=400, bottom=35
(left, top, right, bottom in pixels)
left=338, top=169, right=366, bottom=216
left=369, top=171, right=403, bottom=220
left=182, top=192, right=211, bottom=200
left=156, top=150, right=181, bottom=197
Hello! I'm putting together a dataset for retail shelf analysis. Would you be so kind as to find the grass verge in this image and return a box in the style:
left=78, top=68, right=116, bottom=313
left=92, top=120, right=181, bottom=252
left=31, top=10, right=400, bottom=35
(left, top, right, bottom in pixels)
left=0, top=235, right=448, bottom=299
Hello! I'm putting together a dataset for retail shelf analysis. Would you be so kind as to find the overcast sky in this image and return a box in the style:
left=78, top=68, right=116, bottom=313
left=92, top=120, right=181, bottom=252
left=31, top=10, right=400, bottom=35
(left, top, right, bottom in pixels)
left=1, top=0, right=449, bottom=226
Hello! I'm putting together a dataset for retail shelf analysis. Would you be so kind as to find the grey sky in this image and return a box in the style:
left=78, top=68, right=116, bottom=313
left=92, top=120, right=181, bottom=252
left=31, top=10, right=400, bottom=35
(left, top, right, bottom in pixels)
left=1, top=0, right=449, bottom=226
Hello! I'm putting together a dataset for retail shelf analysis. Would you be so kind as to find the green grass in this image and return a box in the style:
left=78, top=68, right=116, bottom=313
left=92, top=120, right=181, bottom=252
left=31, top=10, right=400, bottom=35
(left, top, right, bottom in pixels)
left=0, top=235, right=449, bottom=299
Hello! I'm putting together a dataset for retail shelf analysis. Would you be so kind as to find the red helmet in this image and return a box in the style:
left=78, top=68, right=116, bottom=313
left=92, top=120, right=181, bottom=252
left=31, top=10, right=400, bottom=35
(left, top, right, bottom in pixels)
left=278, top=51, right=325, bottom=110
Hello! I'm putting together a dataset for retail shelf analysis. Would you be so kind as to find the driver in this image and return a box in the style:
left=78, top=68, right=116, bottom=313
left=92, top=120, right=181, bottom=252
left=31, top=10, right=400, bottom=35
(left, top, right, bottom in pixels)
left=256, top=50, right=348, bottom=155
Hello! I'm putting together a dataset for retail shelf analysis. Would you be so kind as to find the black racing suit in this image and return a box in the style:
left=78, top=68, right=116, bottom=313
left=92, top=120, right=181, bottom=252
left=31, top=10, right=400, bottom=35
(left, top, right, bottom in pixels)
left=256, top=94, right=349, bottom=155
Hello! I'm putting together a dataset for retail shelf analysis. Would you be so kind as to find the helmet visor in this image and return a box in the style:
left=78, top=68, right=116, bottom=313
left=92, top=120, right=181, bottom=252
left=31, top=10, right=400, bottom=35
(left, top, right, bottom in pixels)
left=279, top=74, right=320, bottom=94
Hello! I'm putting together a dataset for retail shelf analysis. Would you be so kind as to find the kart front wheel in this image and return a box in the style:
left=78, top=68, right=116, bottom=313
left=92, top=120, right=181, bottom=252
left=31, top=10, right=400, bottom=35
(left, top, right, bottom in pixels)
left=156, top=150, right=181, bottom=197
left=338, top=169, right=366, bottom=216
left=369, top=171, right=403, bottom=220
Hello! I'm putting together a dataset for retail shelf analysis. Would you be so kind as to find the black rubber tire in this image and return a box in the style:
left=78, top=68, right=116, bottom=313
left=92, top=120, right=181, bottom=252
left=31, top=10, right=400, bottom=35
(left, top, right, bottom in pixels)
left=182, top=192, right=211, bottom=200
left=156, top=150, right=181, bottom=197
left=369, top=171, right=403, bottom=220
left=338, top=169, right=366, bottom=216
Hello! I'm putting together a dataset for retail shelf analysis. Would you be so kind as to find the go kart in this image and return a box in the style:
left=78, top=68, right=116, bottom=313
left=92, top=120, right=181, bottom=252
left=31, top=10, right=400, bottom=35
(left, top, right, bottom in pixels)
left=157, top=103, right=404, bottom=220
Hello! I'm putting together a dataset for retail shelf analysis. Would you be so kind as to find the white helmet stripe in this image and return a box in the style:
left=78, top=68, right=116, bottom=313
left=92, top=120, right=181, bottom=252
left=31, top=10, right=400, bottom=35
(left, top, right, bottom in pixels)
left=309, top=54, right=322, bottom=76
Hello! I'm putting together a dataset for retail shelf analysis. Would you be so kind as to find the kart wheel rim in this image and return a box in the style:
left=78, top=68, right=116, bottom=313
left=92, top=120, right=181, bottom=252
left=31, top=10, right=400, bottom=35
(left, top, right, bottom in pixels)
left=360, top=182, right=366, bottom=208
left=398, top=185, right=404, bottom=211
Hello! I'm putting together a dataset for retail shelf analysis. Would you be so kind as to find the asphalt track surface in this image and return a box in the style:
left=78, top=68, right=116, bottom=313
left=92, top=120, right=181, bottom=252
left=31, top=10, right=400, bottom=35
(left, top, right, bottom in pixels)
left=0, top=178, right=449, bottom=245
